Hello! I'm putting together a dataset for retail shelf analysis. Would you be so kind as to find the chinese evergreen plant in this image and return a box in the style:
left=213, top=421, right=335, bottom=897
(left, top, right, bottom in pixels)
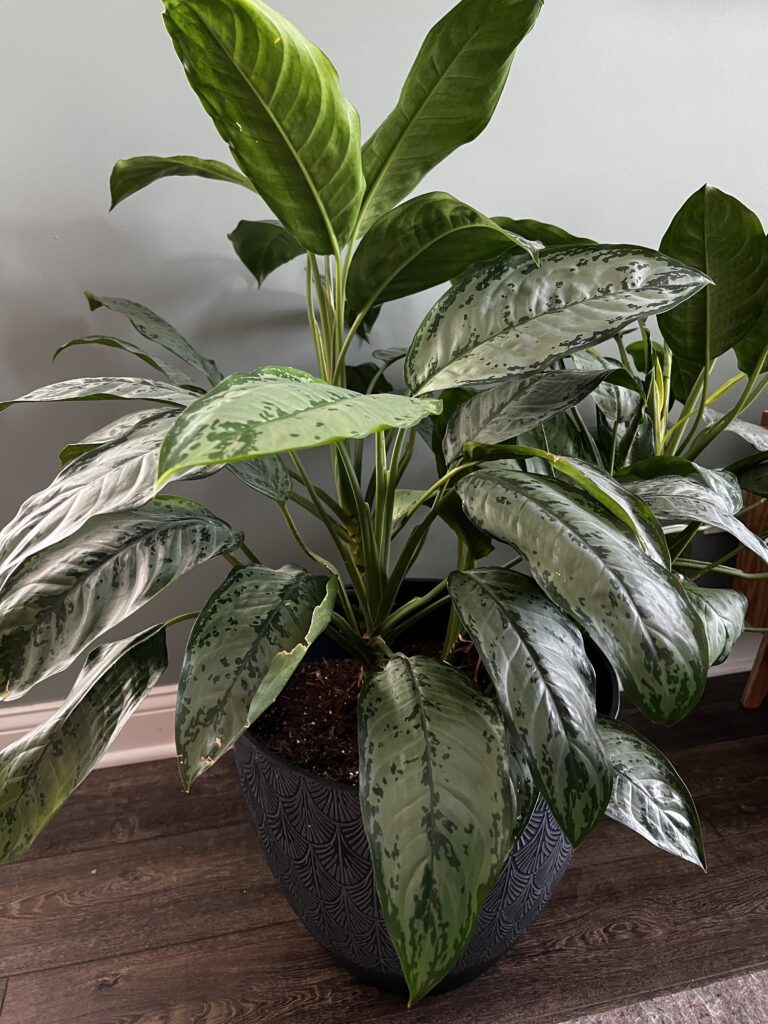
left=2, top=0, right=768, bottom=1004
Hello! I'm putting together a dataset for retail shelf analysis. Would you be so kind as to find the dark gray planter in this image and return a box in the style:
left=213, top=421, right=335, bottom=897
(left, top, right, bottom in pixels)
left=234, top=599, right=619, bottom=996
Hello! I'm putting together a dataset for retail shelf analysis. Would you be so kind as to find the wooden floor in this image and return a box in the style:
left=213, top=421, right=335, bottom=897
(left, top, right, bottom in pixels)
left=1, top=676, right=767, bottom=1024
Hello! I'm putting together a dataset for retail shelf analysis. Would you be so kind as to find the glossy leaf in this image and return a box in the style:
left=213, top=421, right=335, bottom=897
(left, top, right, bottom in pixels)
left=658, top=184, right=768, bottom=364
left=449, top=568, right=612, bottom=845
left=734, top=301, right=768, bottom=376
left=0, top=497, right=240, bottom=698
left=228, top=220, right=304, bottom=285
left=156, top=372, right=440, bottom=486
left=358, top=654, right=513, bottom=1004
left=359, top=0, right=542, bottom=231
left=227, top=458, right=291, bottom=502
left=110, top=154, right=255, bottom=208
left=597, top=717, right=706, bottom=869
left=348, top=192, right=538, bottom=315
left=571, top=349, right=643, bottom=425
left=86, top=292, right=222, bottom=384
left=457, top=466, right=708, bottom=724
left=0, top=376, right=197, bottom=413
left=442, top=367, right=637, bottom=464
left=58, top=409, right=162, bottom=465
left=517, top=411, right=593, bottom=464
left=405, top=246, right=709, bottom=394
left=163, top=0, right=364, bottom=253
left=682, top=582, right=747, bottom=668
left=177, top=565, right=336, bottom=788
left=493, top=216, right=594, bottom=248
left=702, top=409, right=768, bottom=451
left=0, top=625, right=168, bottom=865
left=53, top=335, right=200, bottom=389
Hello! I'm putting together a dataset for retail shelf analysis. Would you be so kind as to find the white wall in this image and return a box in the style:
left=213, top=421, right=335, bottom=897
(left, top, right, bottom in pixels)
left=1, top=0, right=767, bottom=701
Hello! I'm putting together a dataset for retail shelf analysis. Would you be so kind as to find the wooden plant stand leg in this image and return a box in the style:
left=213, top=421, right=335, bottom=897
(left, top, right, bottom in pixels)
left=742, top=633, right=768, bottom=708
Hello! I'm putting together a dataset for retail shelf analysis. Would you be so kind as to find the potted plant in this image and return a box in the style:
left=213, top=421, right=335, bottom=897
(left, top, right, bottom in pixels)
left=2, top=0, right=768, bottom=1007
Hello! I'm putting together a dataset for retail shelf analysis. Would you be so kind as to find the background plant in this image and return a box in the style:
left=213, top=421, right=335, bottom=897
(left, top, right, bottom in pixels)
left=1, top=0, right=767, bottom=1006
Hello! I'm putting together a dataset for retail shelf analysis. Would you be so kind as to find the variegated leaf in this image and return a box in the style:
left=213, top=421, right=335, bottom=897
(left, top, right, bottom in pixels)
left=0, top=497, right=240, bottom=698
left=0, top=376, right=198, bottom=413
left=703, top=409, right=768, bottom=451
left=0, top=625, right=168, bottom=864
left=156, top=372, right=440, bottom=486
left=53, top=335, right=200, bottom=389
left=682, top=582, right=747, bottom=667
left=448, top=568, right=611, bottom=845
left=358, top=654, right=513, bottom=1005
left=405, top=246, right=709, bottom=394
left=598, top=717, right=706, bottom=869
left=59, top=409, right=162, bottom=465
left=177, top=565, right=336, bottom=788
left=442, top=367, right=638, bottom=464
left=457, top=466, right=708, bottom=724
left=110, top=154, right=256, bottom=208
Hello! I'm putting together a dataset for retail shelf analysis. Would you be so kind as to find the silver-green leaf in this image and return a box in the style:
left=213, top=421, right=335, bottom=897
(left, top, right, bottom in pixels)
left=0, top=376, right=198, bottom=413
left=53, top=335, right=200, bottom=389
left=682, top=581, right=747, bottom=668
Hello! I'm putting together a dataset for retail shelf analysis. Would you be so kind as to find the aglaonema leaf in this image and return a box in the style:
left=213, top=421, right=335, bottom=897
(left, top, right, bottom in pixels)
left=682, top=581, right=747, bottom=668
left=493, top=216, right=594, bottom=248
left=457, top=466, right=708, bottom=724
left=405, top=246, right=709, bottom=394
left=53, top=336, right=201, bottom=390
left=177, top=565, right=336, bottom=788
left=0, top=376, right=198, bottom=413
left=228, top=220, right=304, bottom=286
left=0, top=625, right=168, bottom=865
left=163, top=0, right=364, bottom=253
left=358, top=654, right=514, bottom=1005
left=448, top=568, right=612, bottom=845
left=110, top=154, right=256, bottom=209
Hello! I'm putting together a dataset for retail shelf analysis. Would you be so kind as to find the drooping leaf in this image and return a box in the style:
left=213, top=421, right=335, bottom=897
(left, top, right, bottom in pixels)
left=347, top=302, right=382, bottom=342
left=657, top=184, right=768, bottom=365
left=0, top=625, right=168, bottom=865
left=702, top=409, right=768, bottom=451
left=359, top=0, right=542, bottom=231
left=682, top=581, right=747, bottom=667
left=517, top=410, right=593, bottom=465
left=85, top=292, right=222, bottom=384
left=228, top=220, right=304, bottom=285
left=176, top=565, right=336, bottom=788
left=0, top=376, right=197, bottom=413
left=53, top=335, right=200, bottom=389
left=58, top=409, right=162, bottom=465
left=448, top=568, right=612, bottom=845
left=442, top=367, right=638, bottom=464
left=737, top=459, right=768, bottom=496
left=0, top=497, right=240, bottom=698
left=156, top=371, right=440, bottom=486
left=493, top=216, right=594, bottom=248
left=344, top=362, right=393, bottom=395
left=597, top=717, right=706, bottom=869
left=571, top=349, right=643, bottom=426
left=227, top=459, right=291, bottom=502
left=405, top=246, right=709, bottom=394
left=457, top=466, right=708, bottom=724
left=109, top=154, right=256, bottom=209
left=163, top=0, right=364, bottom=253
left=358, top=654, right=514, bottom=1004
left=624, top=470, right=768, bottom=563
left=347, top=192, right=539, bottom=315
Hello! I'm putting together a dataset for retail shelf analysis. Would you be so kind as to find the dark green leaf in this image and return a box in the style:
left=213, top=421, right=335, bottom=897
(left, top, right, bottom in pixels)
left=228, top=220, right=304, bottom=285
left=457, top=466, right=708, bottom=724
left=344, top=362, right=393, bottom=395
left=110, top=154, right=255, bottom=209
left=0, top=625, right=168, bottom=865
left=405, top=246, right=709, bottom=394
left=0, top=497, right=240, bottom=698
left=597, top=717, right=706, bottom=869
left=734, top=301, right=768, bottom=376
left=358, top=654, right=514, bottom=1004
left=359, top=0, right=542, bottom=231
left=449, top=568, right=612, bottom=845
left=682, top=581, right=746, bottom=667
left=163, top=0, right=364, bottom=252
left=493, top=216, right=594, bottom=248
left=177, top=565, right=336, bottom=788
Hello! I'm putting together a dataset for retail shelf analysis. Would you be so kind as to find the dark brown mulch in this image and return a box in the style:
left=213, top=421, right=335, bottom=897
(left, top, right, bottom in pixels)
left=251, top=639, right=489, bottom=785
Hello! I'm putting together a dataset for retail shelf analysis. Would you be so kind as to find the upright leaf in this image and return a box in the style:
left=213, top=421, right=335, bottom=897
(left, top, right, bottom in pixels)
left=0, top=376, right=197, bottom=413
left=163, top=0, right=364, bottom=252
left=358, top=654, right=513, bottom=1004
left=0, top=497, right=240, bottom=698
left=156, top=372, right=440, bottom=486
left=228, top=220, right=304, bottom=286
left=0, top=626, right=168, bottom=864
left=360, top=0, right=542, bottom=230
left=177, top=565, right=336, bottom=788
left=682, top=582, right=747, bottom=667
left=405, top=246, right=709, bottom=394
left=110, top=154, right=256, bottom=208
left=597, top=717, right=706, bottom=869
left=658, top=185, right=768, bottom=365
left=457, top=466, right=708, bottom=724
left=448, top=569, right=612, bottom=845
left=347, top=192, right=539, bottom=315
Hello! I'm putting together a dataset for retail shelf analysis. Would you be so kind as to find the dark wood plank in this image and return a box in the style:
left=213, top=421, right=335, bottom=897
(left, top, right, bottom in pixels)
left=0, top=978, right=7, bottom=1018
left=17, top=754, right=248, bottom=863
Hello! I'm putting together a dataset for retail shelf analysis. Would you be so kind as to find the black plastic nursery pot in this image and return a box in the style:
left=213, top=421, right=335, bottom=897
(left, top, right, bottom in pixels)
left=234, top=581, right=620, bottom=996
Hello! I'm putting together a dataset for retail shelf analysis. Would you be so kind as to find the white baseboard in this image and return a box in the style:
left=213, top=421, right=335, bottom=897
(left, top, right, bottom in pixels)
left=0, top=683, right=178, bottom=768
left=0, top=634, right=761, bottom=769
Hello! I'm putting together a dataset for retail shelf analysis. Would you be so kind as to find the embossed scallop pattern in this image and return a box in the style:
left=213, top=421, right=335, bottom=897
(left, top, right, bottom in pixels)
left=235, top=733, right=572, bottom=989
